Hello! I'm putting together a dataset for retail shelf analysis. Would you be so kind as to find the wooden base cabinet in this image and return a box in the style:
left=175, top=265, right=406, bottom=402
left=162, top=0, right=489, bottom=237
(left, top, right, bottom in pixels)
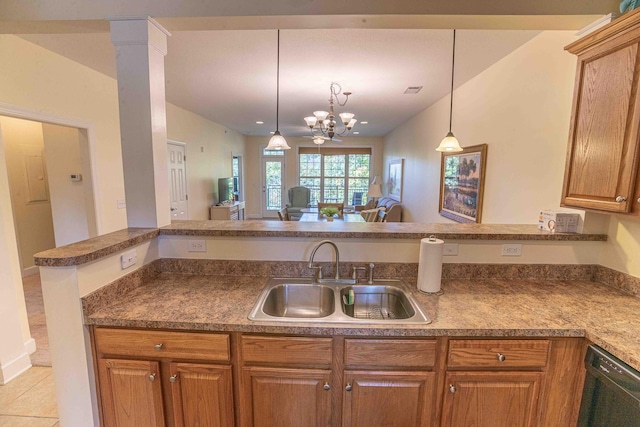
left=93, top=328, right=234, bottom=427
left=170, top=363, right=234, bottom=427
left=98, top=359, right=166, bottom=427
left=240, top=366, right=332, bottom=427
left=441, top=371, right=543, bottom=427
left=342, top=370, right=436, bottom=427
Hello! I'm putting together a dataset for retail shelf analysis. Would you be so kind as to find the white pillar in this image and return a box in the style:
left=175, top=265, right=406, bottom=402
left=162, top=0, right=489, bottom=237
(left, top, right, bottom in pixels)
left=110, top=17, right=172, bottom=228
left=0, top=123, right=32, bottom=384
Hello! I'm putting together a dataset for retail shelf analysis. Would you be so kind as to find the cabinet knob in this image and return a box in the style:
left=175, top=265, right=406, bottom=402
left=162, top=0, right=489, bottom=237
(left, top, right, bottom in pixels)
left=449, top=384, right=456, bottom=393
left=345, top=383, right=353, bottom=392
left=616, top=196, right=627, bottom=203
left=169, top=374, right=178, bottom=383
left=497, top=353, right=506, bottom=362
left=323, top=382, right=331, bottom=391
left=154, top=343, right=163, bottom=351
left=637, top=198, right=640, bottom=204
left=149, top=373, right=157, bottom=382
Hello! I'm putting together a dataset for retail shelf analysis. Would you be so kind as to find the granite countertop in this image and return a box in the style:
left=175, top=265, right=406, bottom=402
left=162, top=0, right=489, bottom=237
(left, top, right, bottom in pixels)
left=161, top=221, right=607, bottom=241
left=34, top=222, right=607, bottom=267
left=86, top=274, right=640, bottom=371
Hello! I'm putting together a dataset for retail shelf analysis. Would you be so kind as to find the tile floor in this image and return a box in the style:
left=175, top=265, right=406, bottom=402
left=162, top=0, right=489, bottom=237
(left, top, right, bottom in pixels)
left=0, top=367, right=58, bottom=426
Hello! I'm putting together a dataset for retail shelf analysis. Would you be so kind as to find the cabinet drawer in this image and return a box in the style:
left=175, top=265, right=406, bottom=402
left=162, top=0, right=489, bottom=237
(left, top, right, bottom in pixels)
left=448, top=339, right=549, bottom=369
left=345, top=339, right=436, bottom=368
left=241, top=335, right=332, bottom=367
left=95, top=328, right=230, bottom=361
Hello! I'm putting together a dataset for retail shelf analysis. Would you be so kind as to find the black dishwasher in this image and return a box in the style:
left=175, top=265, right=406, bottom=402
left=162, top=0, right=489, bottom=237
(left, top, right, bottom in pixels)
left=578, top=345, right=640, bottom=427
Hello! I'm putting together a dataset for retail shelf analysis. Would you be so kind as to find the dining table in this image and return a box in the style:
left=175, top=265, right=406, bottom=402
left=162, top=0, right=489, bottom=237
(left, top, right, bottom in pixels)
left=299, top=212, right=366, bottom=222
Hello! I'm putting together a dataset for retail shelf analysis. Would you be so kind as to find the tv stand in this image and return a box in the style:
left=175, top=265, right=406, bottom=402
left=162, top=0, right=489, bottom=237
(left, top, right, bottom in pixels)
left=209, top=201, right=245, bottom=220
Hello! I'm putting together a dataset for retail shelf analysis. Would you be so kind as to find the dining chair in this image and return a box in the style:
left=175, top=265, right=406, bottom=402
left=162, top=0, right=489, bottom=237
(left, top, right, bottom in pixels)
left=360, top=207, right=380, bottom=222
left=277, top=207, right=290, bottom=221
left=375, top=209, right=388, bottom=222
left=317, top=202, right=345, bottom=217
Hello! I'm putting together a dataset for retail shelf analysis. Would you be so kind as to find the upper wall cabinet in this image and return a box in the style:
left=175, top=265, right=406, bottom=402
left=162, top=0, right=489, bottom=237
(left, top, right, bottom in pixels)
left=562, top=9, right=640, bottom=214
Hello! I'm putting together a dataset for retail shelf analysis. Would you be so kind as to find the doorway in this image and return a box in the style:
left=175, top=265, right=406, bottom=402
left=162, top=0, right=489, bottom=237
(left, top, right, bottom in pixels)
left=261, top=148, right=285, bottom=218
left=0, top=113, right=98, bottom=368
left=167, top=141, right=189, bottom=220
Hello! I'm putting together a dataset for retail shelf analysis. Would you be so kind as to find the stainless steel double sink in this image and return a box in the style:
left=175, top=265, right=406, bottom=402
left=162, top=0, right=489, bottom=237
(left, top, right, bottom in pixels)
left=248, top=278, right=431, bottom=324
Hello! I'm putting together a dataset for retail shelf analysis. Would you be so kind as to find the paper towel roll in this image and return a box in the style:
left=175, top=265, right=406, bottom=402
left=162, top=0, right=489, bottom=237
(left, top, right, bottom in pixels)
left=417, top=236, right=443, bottom=294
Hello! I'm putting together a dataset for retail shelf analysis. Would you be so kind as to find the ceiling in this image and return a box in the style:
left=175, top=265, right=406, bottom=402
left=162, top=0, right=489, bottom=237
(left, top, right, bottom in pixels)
left=19, top=28, right=547, bottom=137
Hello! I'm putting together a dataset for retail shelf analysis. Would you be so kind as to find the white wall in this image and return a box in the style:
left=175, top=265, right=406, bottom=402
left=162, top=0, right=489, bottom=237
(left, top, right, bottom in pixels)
left=166, top=103, right=246, bottom=220
left=42, top=123, right=97, bottom=246
left=1, top=116, right=56, bottom=269
left=0, top=120, right=32, bottom=384
left=0, top=34, right=127, bottom=234
left=0, top=34, right=247, bottom=229
left=244, top=136, right=384, bottom=218
left=383, top=31, right=582, bottom=224
left=601, top=216, right=640, bottom=278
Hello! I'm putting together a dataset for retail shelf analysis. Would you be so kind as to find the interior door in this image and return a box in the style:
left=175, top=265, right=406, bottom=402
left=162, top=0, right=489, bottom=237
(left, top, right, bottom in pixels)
left=168, top=142, right=189, bottom=219
left=261, top=156, right=285, bottom=218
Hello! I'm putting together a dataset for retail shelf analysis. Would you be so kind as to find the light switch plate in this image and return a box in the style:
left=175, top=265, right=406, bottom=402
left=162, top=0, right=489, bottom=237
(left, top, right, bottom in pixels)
left=188, top=240, right=207, bottom=252
left=117, top=199, right=126, bottom=209
left=120, top=249, right=137, bottom=269
left=502, top=244, right=523, bottom=256
left=443, top=243, right=459, bottom=256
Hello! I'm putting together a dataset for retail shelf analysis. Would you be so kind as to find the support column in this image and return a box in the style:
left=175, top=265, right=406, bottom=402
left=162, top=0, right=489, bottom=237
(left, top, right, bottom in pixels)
left=110, top=17, right=172, bottom=228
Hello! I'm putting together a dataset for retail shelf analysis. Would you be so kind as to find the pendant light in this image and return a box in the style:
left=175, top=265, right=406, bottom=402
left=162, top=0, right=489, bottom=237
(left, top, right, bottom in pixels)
left=266, top=29, right=291, bottom=150
left=436, top=29, right=463, bottom=153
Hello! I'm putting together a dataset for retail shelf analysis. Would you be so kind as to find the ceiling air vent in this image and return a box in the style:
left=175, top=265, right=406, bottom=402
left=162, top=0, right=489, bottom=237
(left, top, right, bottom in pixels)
left=404, top=86, right=423, bottom=94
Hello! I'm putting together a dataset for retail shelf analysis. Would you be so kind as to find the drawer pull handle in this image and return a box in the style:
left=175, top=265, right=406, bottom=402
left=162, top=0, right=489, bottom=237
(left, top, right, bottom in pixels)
left=154, top=343, right=163, bottom=351
left=149, top=373, right=157, bottom=382
left=169, top=374, right=178, bottom=383
left=323, top=382, right=331, bottom=391
left=345, top=383, right=353, bottom=392
left=497, top=353, right=506, bottom=362
left=616, top=196, right=627, bottom=203
left=449, top=384, right=456, bottom=393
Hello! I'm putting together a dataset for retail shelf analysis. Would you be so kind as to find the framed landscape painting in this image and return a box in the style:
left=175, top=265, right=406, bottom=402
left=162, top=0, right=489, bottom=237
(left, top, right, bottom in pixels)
left=439, top=144, right=488, bottom=223
left=387, top=159, right=404, bottom=201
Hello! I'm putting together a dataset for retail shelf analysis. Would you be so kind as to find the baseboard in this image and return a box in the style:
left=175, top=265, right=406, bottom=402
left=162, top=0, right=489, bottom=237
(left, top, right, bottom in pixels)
left=0, top=352, right=32, bottom=385
left=246, top=214, right=262, bottom=219
left=24, top=338, right=36, bottom=355
left=22, top=266, right=39, bottom=278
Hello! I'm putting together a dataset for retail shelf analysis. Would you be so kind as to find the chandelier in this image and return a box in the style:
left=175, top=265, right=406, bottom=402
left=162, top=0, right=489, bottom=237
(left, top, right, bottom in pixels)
left=304, top=82, right=357, bottom=144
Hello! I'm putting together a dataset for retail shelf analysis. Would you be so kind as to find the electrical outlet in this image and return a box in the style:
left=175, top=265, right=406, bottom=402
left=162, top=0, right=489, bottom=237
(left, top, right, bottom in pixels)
left=117, top=199, right=126, bottom=209
left=502, top=244, right=523, bottom=256
left=120, top=249, right=137, bottom=269
left=188, top=240, right=207, bottom=252
left=443, top=243, right=459, bottom=256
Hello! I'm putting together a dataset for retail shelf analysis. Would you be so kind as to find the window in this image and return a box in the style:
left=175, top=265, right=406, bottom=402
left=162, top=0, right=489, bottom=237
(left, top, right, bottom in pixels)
left=299, top=148, right=371, bottom=206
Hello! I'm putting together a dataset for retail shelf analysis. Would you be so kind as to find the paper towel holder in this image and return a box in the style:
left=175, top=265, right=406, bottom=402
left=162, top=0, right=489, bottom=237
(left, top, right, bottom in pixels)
left=418, top=234, right=444, bottom=296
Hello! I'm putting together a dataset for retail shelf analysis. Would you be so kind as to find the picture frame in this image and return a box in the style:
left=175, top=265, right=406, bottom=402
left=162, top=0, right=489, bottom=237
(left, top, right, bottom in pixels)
left=439, top=144, right=488, bottom=223
left=387, top=158, right=404, bottom=202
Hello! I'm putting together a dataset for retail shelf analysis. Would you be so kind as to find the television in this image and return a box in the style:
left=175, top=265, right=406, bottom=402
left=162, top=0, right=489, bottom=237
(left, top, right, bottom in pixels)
left=218, top=177, right=235, bottom=204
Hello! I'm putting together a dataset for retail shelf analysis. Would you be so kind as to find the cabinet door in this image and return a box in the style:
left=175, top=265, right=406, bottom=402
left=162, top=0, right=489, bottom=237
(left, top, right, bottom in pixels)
left=562, top=41, right=640, bottom=212
left=170, top=363, right=234, bottom=427
left=240, top=366, right=332, bottom=427
left=98, top=358, right=166, bottom=427
left=342, top=370, right=436, bottom=427
left=441, top=371, right=543, bottom=427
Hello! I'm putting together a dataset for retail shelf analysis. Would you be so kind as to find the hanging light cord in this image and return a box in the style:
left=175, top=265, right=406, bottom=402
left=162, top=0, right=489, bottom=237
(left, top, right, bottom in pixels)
left=448, top=29, right=456, bottom=133
left=276, top=29, right=281, bottom=132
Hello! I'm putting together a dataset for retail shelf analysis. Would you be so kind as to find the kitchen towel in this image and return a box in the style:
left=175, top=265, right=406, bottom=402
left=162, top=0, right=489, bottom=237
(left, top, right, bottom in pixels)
left=417, top=236, right=443, bottom=294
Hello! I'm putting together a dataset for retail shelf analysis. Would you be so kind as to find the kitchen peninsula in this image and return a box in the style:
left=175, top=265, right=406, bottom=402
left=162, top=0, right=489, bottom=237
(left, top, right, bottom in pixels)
left=34, top=221, right=640, bottom=426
